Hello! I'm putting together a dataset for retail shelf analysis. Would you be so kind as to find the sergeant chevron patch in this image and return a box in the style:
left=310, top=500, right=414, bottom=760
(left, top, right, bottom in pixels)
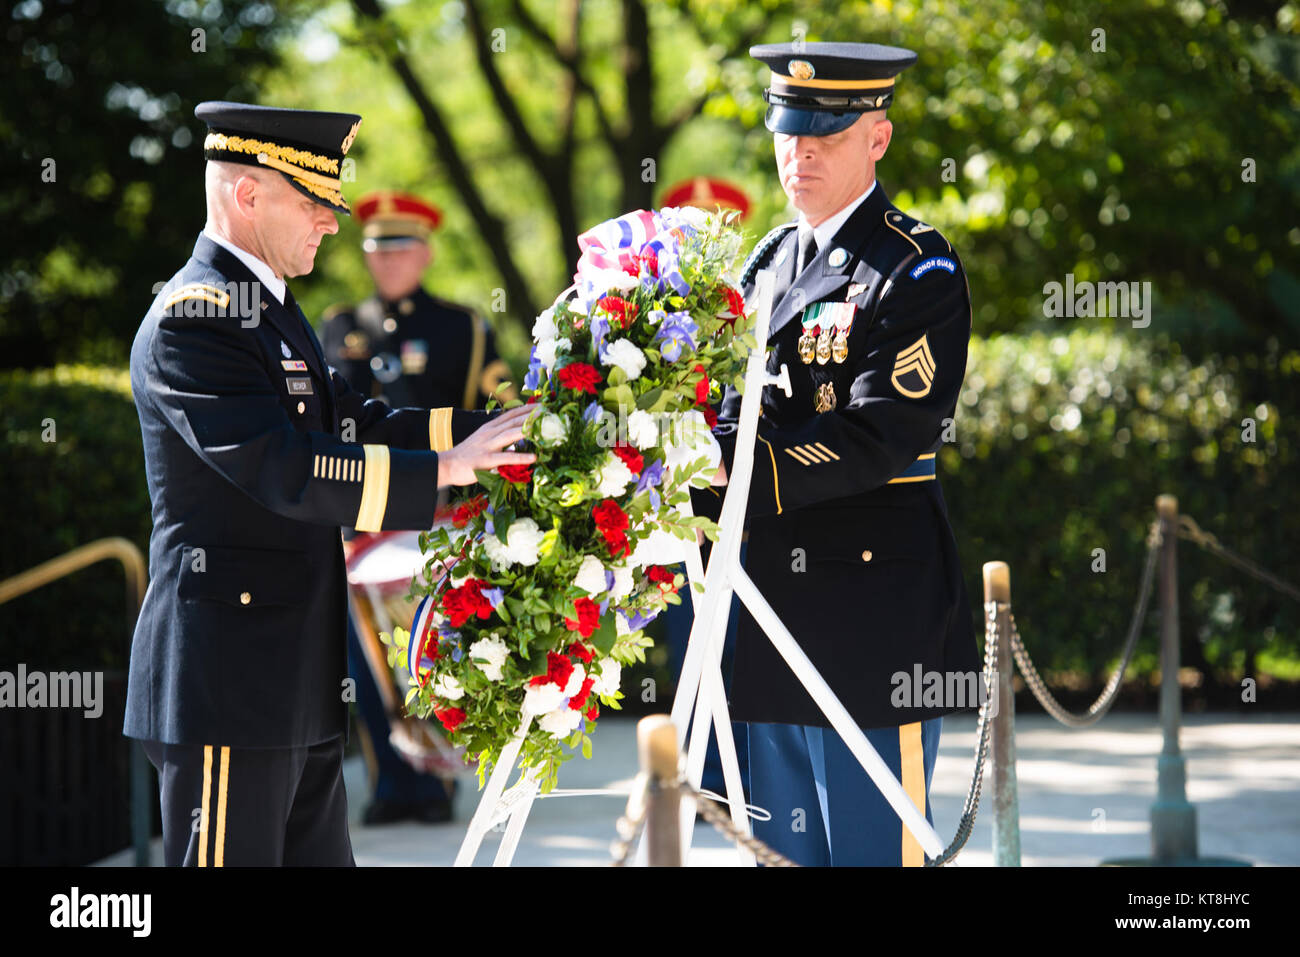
left=891, top=334, right=936, bottom=398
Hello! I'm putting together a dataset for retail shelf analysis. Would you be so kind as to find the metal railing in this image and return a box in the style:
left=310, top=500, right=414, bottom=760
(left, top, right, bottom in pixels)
left=0, top=537, right=151, bottom=866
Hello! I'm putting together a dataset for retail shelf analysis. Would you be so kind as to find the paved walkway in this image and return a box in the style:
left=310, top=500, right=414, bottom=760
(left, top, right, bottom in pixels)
left=99, top=711, right=1299, bottom=866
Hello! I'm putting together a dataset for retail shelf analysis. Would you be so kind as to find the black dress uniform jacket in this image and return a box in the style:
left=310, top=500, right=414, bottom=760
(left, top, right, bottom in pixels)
left=698, top=183, right=982, bottom=729
left=321, top=289, right=511, bottom=411
left=126, top=235, right=488, bottom=749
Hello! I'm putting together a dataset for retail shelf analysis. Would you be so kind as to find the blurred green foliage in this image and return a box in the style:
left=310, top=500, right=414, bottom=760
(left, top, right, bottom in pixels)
left=0, top=365, right=151, bottom=670
left=947, top=330, right=1297, bottom=685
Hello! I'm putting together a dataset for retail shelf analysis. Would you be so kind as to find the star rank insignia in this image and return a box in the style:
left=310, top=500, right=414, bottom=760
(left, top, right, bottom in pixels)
left=891, top=333, right=936, bottom=398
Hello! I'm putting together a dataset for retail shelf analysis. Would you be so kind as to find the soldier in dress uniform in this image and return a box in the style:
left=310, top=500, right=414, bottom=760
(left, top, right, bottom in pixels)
left=697, top=43, right=982, bottom=866
left=321, top=191, right=516, bottom=412
left=125, top=101, right=534, bottom=866
left=322, top=191, right=517, bottom=826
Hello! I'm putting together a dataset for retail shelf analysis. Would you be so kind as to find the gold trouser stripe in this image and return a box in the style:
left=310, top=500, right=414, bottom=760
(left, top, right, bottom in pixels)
left=198, top=745, right=212, bottom=867
left=756, top=434, right=783, bottom=515
left=214, top=746, right=230, bottom=867
left=355, top=444, right=391, bottom=531
left=813, top=442, right=840, bottom=460
left=462, top=318, right=487, bottom=410
left=770, top=72, right=895, bottom=91
left=900, top=722, right=925, bottom=867
left=429, top=408, right=453, bottom=452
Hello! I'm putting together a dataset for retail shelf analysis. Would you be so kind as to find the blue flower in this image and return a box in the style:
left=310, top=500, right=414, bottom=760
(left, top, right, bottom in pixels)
left=636, top=458, right=666, bottom=510
left=653, top=311, right=698, bottom=363
left=482, top=586, right=505, bottom=609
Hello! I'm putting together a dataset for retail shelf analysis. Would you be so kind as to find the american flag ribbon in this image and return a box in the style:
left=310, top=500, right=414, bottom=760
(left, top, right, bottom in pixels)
left=408, top=594, right=440, bottom=685
left=575, top=209, right=662, bottom=277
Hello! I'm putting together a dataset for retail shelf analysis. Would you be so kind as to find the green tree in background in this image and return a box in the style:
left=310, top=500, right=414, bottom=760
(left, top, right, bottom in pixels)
left=0, top=0, right=304, bottom=369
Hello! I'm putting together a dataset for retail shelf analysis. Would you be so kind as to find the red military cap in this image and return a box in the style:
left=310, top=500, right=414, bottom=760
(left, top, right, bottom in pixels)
left=355, top=190, right=443, bottom=251
left=660, top=177, right=752, bottom=220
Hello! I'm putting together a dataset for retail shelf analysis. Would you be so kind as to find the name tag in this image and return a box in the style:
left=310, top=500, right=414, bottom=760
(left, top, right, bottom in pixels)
left=286, top=377, right=314, bottom=395
left=281, top=359, right=308, bottom=372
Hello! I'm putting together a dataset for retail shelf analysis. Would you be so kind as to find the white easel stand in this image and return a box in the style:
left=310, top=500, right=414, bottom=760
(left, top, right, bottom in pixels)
left=453, top=269, right=943, bottom=866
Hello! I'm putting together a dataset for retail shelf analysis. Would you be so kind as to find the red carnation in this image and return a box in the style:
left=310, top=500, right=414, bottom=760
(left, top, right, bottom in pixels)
left=452, top=494, right=488, bottom=529
left=557, top=362, right=603, bottom=395
left=598, top=295, right=639, bottom=328
left=647, top=565, right=678, bottom=594
left=611, top=443, right=643, bottom=476
left=721, top=285, right=745, bottom=325
left=565, top=597, right=601, bottom=638
left=591, top=499, right=629, bottom=534
left=693, top=365, right=710, bottom=406
left=434, top=706, right=466, bottom=733
left=529, top=650, right=575, bottom=689
left=497, top=463, right=533, bottom=484
left=602, top=529, right=631, bottom=560
left=526, top=393, right=540, bottom=404
left=441, top=578, right=494, bottom=628
left=586, top=703, right=599, bottom=721
left=702, top=406, right=718, bottom=429
left=569, top=676, right=596, bottom=711
left=568, top=642, right=595, bottom=664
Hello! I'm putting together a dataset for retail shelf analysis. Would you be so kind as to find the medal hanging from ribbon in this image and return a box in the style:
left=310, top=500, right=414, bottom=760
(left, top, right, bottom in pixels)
left=799, top=302, right=856, bottom=365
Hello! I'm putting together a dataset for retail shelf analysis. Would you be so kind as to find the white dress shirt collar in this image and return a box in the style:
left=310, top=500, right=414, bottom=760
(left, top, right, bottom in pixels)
left=802, top=178, right=879, bottom=254
left=202, top=228, right=287, bottom=306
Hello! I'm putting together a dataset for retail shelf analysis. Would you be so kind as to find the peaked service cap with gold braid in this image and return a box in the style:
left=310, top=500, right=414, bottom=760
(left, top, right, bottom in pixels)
left=660, top=177, right=752, bottom=220
left=196, top=101, right=361, bottom=214
left=355, top=190, right=443, bottom=252
left=749, top=41, right=917, bottom=137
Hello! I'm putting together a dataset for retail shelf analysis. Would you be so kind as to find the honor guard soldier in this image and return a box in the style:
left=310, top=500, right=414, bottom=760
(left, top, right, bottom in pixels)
left=125, top=102, right=534, bottom=866
left=322, top=191, right=516, bottom=412
left=697, top=43, right=982, bottom=866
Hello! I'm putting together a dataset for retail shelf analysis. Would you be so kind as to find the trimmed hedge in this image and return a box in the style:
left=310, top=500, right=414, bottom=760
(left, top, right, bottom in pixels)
left=3, top=337, right=1295, bottom=686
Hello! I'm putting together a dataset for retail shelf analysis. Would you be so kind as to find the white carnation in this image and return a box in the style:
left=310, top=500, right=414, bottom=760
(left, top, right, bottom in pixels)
left=561, top=662, right=587, bottom=698
left=481, top=531, right=510, bottom=570
left=433, top=673, right=464, bottom=702
left=609, top=562, right=635, bottom=600
left=595, top=452, right=635, bottom=497
left=589, top=268, right=640, bottom=293
left=532, top=307, right=558, bottom=343
left=535, top=336, right=571, bottom=374
left=600, top=337, right=647, bottom=381
left=535, top=410, right=569, bottom=446
left=468, top=634, right=510, bottom=681
left=503, top=518, right=545, bottom=567
left=626, top=409, right=660, bottom=450
left=592, top=658, right=622, bottom=697
left=538, top=705, right=584, bottom=738
left=574, top=555, right=609, bottom=595
left=523, top=681, right=566, bottom=717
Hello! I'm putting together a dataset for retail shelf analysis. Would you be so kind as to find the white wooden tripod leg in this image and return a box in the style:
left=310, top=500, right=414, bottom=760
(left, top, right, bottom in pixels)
left=731, top=569, right=945, bottom=858
left=454, top=716, right=531, bottom=866
left=492, top=767, right=542, bottom=866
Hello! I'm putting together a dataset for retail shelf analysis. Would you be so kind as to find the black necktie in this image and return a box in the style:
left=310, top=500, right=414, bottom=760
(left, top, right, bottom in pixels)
left=796, top=225, right=818, bottom=275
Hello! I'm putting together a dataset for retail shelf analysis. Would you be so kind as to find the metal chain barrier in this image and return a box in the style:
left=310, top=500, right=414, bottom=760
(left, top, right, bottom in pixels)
left=1177, top=514, right=1300, bottom=603
left=925, top=599, right=1000, bottom=866
left=1008, top=519, right=1163, bottom=728
left=679, top=778, right=801, bottom=867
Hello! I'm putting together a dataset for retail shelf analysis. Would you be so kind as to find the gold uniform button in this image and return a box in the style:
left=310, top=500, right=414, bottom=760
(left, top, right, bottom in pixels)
left=239, top=591, right=252, bottom=605
left=861, top=550, right=873, bottom=563
left=297, top=401, right=306, bottom=414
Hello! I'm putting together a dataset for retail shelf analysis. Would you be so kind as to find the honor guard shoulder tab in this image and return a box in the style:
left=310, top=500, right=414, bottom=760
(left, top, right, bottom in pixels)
left=163, top=282, right=231, bottom=311
left=881, top=209, right=954, bottom=260
left=740, top=223, right=797, bottom=287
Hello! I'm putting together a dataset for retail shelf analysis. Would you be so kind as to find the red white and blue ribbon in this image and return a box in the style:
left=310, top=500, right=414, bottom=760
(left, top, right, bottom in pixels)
left=408, top=594, right=440, bottom=683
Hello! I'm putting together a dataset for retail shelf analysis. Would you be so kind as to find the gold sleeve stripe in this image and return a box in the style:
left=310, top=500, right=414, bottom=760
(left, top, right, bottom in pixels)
left=429, top=407, right=454, bottom=452
left=313, top=455, right=322, bottom=478
left=213, top=746, right=230, bottom=868
left=198, top=745, right=213, bottom=868
left=784, top=446, right=814, bottom=466
left=757, top=433, right=783, bottom=515
left=813, top=442, right=840, bottom=460
left=900, top=723, right=926, bottom=867
left=800, top=445, right=832, bottom=463
left=355, top=444, right=391, bottom=532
